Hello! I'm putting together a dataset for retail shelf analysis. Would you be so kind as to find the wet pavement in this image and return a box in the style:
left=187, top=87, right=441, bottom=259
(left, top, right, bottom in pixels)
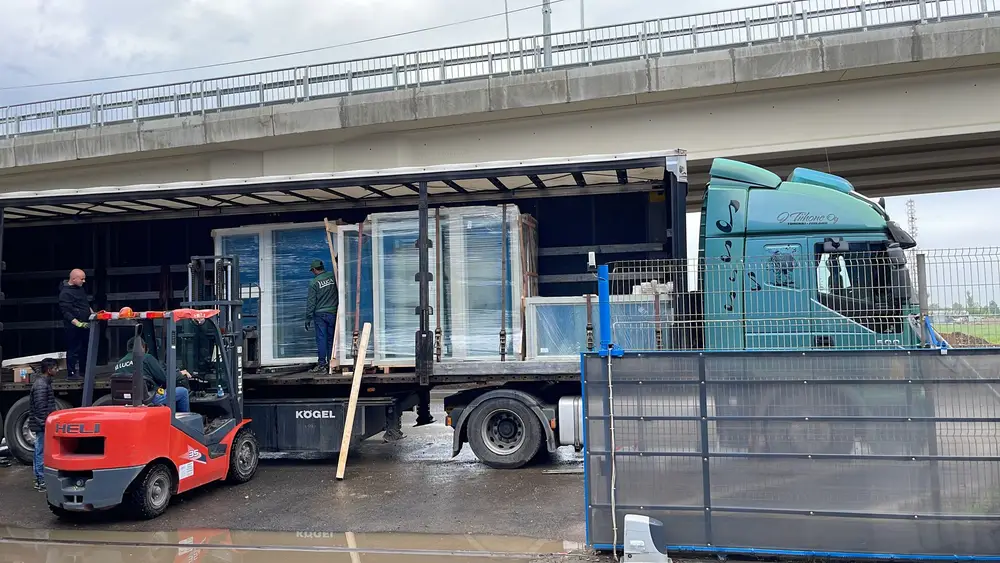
left=0, top=400, right=589, bottom=547
left=0, top=526, right=599, bottom=563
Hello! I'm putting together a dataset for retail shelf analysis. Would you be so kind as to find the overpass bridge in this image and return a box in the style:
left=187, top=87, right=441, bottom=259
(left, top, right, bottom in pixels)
left=0, top=0, right=999, bottom=219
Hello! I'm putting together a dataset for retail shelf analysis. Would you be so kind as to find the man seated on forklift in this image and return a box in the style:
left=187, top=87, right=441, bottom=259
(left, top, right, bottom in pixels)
left=113, top=337, right=193, bottom=412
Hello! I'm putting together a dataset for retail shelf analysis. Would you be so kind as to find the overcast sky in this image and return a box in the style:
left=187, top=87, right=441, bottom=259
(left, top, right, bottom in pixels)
left=1, top=0, right=996, bottom=254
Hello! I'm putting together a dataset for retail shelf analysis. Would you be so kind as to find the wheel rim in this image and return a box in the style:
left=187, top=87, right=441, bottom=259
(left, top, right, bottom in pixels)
left=480, top=409, right=526, bottom=457
left=148, top=473, right=170, bottom=509
left=236, top=437, right=257, bottom=475
left=18, top=413, right=36, bottom=451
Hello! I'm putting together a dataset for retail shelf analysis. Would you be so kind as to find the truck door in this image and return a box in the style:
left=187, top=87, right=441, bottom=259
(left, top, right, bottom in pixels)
left=742, top=239, right=813, bottom=350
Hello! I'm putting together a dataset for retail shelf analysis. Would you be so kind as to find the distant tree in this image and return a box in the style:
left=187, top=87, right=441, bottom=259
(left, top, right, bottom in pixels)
left=966, top=292, right=986, bottom=316
left=989, top=301, right=1000, bottom=316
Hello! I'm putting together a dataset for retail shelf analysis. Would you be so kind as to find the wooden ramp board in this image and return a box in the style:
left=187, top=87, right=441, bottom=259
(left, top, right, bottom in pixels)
left=336, top=322, right=372, bottom=480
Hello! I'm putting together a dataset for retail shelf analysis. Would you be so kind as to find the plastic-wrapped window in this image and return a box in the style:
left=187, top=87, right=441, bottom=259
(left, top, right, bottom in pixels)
left=272, top=227, right=334, bottom=362
left=336, top=225, right=375, bottom=362
left=218, top=233, right=260, bottom=328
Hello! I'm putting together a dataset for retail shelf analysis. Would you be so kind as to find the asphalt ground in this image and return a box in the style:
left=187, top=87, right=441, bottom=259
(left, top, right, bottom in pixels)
left=0, top=395, right=595, bottom=559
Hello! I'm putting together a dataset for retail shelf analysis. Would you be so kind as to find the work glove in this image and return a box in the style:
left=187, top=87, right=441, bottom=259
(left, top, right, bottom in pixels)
left=304, top=320, right=312, bottom=332
left=72, top=319, right=89, bottom=329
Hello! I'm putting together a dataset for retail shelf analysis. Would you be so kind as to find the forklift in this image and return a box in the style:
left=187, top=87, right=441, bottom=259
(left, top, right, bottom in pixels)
left=43, top=256, right=260, bottom=520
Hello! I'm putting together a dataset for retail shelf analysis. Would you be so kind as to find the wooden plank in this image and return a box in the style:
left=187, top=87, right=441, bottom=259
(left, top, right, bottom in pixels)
left=336, top=322, right=372, bottom=481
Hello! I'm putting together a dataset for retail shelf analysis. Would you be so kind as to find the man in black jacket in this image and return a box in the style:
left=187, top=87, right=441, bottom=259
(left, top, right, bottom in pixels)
left=30, top=358, right=59, bottom=492
left=58, top=269, right=92, bottom=380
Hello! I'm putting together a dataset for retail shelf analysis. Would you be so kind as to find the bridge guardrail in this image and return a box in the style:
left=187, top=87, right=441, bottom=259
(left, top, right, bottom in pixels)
left=1, top=0, right=996, bottom=139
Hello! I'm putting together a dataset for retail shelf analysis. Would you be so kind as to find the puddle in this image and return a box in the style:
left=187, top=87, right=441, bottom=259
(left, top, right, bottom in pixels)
left=0, top=526, right=589, bottom=562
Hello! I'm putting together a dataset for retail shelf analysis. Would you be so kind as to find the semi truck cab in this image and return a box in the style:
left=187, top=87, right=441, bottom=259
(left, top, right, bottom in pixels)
left=699, top=158, right=919, bottom=352
left=698, top=159, right=926, bottom=454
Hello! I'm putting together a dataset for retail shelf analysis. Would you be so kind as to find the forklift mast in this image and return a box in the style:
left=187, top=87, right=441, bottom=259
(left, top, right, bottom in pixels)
left=182, top=255, right=245, bottom=410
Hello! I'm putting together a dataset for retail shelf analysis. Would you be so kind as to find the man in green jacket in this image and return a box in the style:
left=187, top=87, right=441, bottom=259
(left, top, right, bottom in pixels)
left=305, top=259, right=338, bottom=373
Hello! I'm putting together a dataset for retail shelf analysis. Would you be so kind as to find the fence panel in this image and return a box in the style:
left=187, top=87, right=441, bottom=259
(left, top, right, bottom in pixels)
left=583, top=349, right=1000, bottom=558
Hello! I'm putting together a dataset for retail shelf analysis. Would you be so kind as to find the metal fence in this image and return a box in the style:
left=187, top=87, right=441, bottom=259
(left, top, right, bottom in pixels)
left=605, top=248, right=1000, bottom=353
left=2, top=0, right=997, bottom=138
left=582, top=349, right=1000, bottom=558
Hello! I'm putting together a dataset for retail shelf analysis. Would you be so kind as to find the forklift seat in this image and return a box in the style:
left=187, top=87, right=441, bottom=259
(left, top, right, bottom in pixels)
left=174, top=412, right=205, bottom=437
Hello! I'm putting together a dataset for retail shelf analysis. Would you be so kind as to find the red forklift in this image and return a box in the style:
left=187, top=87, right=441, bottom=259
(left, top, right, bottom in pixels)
left=43, top=256, right=260, bottom=520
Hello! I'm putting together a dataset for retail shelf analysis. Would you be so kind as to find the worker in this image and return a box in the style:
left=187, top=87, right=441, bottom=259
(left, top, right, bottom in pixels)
left=58, top=269, right=93, bottom=380
left=305, top=259, right=338, bottom=373
left=114, top=337, right=192, bottom=412
left=29, top=358, right=59, bottom=492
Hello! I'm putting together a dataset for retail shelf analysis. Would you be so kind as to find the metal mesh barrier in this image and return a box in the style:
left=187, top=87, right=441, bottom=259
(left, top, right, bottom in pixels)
left=583, top=349, right=1000, bottom=557
left=606, top=248, right=1000, bottom=353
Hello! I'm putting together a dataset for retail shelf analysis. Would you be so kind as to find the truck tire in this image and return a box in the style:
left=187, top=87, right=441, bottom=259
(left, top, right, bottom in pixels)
left=226, top=427, right=259, bottom=484
left=92, top=394, right=113, bottom=407
left=763, top=387, right=856, bottom=455
left=3, top=396, right=72, bottom=465
left=126, top=462, right=174, bottom=520
left=466, top=397, right=543, bottom=469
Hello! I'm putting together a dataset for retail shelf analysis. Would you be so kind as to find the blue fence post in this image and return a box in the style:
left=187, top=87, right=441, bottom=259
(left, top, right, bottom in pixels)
left=597, top=264, right=623, bottom=357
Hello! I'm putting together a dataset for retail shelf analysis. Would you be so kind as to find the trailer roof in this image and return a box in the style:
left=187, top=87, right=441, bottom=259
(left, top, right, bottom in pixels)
left=0, top=150, right=687, bottom=226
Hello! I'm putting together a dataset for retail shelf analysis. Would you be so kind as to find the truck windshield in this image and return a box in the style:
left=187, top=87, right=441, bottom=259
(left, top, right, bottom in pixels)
left=815, top=245, right=911, bottom=334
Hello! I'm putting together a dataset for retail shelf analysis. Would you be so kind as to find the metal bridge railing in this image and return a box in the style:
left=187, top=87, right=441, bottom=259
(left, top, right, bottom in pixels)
left=2, top=0, right=996, bottom=138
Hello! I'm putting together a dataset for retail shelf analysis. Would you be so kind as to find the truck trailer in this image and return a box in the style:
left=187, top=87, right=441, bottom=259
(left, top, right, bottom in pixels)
left=0, top=150, right=925, bottom=468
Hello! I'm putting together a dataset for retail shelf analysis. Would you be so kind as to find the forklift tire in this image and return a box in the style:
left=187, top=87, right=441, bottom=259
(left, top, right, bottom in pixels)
left=466, top=397, right=543, bottom=470
left=126, top=463, right=174, bottom=520
left=4, top=397, right=72, bottom=465
left=226, top=427, right=259, bottom=485
left=48, top=504, right=87, bottom=522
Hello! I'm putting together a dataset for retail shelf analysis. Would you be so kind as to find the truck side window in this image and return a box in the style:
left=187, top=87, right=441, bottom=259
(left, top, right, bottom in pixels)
left=814, top=245, right=903, bottom=334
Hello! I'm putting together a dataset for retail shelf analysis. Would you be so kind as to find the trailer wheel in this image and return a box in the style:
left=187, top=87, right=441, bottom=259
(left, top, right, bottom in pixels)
left=226, top=427, right=259, bottom=484
left=3, top=397, right=72, bottom=465
left=126, top=463, right=174, bottom=520
left=467, top=398, right=543, bottom=469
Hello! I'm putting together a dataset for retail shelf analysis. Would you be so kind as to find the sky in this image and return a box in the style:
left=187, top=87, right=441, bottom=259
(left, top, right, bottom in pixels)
left=1, top=0, right=997, bottom=256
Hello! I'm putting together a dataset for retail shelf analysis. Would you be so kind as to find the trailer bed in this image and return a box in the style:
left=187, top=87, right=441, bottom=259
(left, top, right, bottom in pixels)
left=2, top=360, right=581, bottom=392
left=243, top=360, right=581, bottom=386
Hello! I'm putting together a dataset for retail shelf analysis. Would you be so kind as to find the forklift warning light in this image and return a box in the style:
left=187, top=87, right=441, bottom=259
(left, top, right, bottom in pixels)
left=92, top=309, right=219, bottom=321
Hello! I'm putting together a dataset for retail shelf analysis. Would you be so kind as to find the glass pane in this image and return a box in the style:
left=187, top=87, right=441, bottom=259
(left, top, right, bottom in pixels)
left=272, top=227, right=334, bottom=361
left=446, top=212, right=516, bottom=358
left=339, top=228, right=375, bottom=361
left=533, top=301, right=590, bottom=358
left=220, top=234, right=260, bottom=328
left=372, top=213, right=436, bottom=363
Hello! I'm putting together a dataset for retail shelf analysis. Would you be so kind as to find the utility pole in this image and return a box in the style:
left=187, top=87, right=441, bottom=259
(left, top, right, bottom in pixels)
left=504, top=0, right=511, bottom=43
left=580, top=0, right=585, bottom=29
left=542, top=0, right=553, bottom=69
left=504, top=0, right=512, bottom=73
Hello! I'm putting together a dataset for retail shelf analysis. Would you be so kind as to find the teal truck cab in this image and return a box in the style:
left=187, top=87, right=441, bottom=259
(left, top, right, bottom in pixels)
left=690, top=158, right=923, bottom=454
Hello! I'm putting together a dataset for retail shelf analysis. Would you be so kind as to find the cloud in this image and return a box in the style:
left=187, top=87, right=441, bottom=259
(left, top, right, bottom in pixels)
left=0, top=0, right=759, bottom=104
